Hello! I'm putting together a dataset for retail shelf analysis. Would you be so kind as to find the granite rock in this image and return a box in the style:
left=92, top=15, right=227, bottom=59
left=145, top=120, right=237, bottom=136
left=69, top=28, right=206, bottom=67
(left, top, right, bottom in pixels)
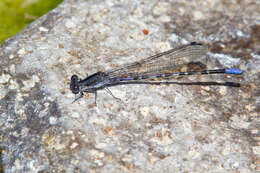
left=0, top=0, right=259, bottom=172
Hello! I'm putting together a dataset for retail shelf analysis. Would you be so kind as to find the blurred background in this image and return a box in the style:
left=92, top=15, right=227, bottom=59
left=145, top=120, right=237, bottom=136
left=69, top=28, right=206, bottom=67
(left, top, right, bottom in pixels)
left=0, top=0, right=63, bottom=44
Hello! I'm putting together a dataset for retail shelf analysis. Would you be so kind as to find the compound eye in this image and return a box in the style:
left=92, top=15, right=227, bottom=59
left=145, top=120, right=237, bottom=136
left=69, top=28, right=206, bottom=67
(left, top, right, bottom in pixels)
left=70, top=75, right=80, bottom=94
left=71, top=75, right=78, bottom=81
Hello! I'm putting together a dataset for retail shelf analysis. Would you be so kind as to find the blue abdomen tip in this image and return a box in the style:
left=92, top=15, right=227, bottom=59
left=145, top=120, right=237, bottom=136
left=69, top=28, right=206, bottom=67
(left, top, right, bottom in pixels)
left=226, top=68, right=243, bottom=75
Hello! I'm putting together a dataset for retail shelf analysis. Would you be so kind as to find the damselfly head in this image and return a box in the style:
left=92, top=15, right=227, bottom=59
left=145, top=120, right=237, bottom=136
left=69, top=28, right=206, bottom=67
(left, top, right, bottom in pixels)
left=70, top=75, right=80, bottom=94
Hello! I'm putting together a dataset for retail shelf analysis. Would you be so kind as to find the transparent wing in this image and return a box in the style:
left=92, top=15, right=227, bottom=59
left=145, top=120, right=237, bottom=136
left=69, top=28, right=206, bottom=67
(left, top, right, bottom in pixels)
left=106, top=43, right=208, bottom=78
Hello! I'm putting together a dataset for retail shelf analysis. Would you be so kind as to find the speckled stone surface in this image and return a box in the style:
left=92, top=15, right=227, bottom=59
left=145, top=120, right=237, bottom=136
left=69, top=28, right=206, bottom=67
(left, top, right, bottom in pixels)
left=0, top=0, right=259, bottom=172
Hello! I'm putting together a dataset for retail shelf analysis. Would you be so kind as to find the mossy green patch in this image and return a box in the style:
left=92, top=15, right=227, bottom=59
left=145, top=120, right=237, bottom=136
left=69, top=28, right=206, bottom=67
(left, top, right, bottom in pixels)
left=0, top=0, right=63, bottom=44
